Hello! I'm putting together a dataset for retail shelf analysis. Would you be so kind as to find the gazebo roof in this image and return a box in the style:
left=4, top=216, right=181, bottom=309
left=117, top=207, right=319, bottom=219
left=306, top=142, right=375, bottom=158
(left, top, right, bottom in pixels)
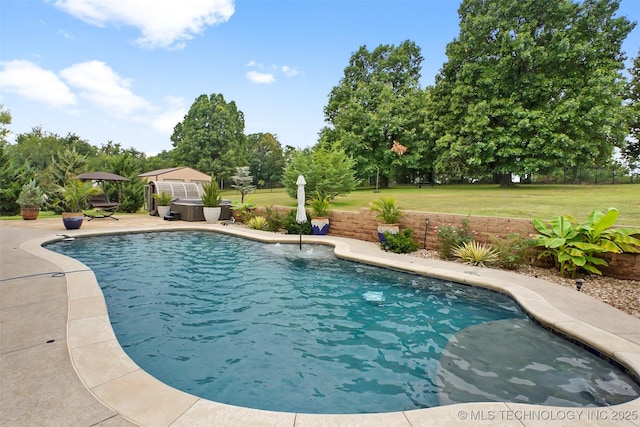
left=75, top=172, right=130, bottom=182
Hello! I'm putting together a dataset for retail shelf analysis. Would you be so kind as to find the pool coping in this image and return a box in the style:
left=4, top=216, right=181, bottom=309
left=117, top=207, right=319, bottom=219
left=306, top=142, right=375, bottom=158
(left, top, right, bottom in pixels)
left=21, top=222, right=640, bottom=427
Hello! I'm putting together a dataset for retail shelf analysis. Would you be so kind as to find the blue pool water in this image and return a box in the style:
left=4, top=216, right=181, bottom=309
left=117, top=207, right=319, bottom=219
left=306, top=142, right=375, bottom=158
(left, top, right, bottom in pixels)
left=49, top=231, right=640, bottom=413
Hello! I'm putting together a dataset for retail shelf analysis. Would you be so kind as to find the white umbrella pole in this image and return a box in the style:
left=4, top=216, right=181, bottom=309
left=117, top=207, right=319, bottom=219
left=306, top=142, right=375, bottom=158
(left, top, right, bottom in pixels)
left=296, top=175, right=307, bottom=250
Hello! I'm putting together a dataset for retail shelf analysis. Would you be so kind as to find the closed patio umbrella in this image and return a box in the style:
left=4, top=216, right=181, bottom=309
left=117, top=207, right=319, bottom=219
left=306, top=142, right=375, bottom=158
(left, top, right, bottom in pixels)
left=296, top=175, right=307, bottom=250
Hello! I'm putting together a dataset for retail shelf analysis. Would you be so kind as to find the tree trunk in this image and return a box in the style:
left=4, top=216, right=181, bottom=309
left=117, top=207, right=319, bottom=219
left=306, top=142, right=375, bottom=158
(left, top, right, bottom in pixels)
left=493, top=173, right=514, bottom=187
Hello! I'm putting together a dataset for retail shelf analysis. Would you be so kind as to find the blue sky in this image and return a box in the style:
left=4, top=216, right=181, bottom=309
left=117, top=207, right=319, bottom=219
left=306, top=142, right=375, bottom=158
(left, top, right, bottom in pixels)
left=1, top=0, right=639, bottom=155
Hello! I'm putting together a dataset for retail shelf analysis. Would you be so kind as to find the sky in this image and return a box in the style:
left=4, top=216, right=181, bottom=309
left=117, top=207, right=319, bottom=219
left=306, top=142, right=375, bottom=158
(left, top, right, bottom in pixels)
left=1, top=0, right=639, bottom=156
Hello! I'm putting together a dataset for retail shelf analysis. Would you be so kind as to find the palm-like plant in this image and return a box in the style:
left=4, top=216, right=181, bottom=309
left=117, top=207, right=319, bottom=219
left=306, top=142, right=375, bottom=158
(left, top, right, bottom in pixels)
left=309, top=191, right=330, bottom=218
left=60, top=179, right=101, bottom=212
left=453, top=241, right=499, bottom=267
left=369, top=198, right=402, bottom=224
left=201, top=177, right=222, bottom=207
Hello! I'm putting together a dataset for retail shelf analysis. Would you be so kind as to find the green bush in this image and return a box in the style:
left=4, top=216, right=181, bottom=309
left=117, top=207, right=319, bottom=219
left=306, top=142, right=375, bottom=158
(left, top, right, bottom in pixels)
left=283, top=209, right=312, bottom=235
left=264, top=206, right=285, bottom=232
left=436, top=219, right=475, bottom=259
left=381, top=229, right=419, bottom=254
left=533, top=208, right=640, bottom=277
left=490, top=233, right=536, bottom=270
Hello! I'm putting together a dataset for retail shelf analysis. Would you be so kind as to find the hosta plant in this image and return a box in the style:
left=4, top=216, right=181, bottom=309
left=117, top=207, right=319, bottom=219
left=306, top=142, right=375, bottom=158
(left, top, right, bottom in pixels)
left=532, top=208, right=640, bottom=277
left=452, top=241, right=499, bottom=267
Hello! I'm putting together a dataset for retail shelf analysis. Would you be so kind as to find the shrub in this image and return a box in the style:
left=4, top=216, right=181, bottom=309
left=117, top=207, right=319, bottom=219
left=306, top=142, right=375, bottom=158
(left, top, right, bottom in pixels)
left=369, top=198, right=402, bottom=224
left=452, top=241, right=499, bottom=267
left=490, top=233, right=536, bottom=270
left=436, top=218, right=475, bottom=259
left=233, top=198, right=256, bottom=222
left=264, top=206, right=285, bottom=232
left=283, top=209, right=312, bottom=235
left=201, top=177, right=221, bottom=207
left=16, top=179, right=44, bottom=208
left=381, top=229, right=419, bottom=253
left=309, top=191, right=330, bottom=217
left=533, top=208, right=640, bottom=277
left=153, top=191, right=172, bottom=206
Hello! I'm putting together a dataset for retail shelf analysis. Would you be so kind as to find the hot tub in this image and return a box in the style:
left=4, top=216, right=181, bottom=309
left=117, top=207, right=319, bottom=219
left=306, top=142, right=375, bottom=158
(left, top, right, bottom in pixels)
left=170, top=199, right=204, bottom=221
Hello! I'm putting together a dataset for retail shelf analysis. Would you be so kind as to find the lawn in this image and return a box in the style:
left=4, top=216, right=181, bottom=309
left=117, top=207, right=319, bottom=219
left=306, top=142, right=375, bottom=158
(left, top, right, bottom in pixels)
left=233, top=184, right=640, bottom=226
left=5, top=184, right=637, bottom=226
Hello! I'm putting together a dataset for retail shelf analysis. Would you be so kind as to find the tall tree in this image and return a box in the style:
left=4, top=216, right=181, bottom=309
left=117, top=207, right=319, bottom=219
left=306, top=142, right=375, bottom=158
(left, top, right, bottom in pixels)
left=282, top=144, right=360, bottom=200
left=245, top=133, right=285, bottom=188
left=0, top=106, right=22, bottom=215
left=624, top=49, right=640, bottom=174
left=231, top=166, right=256, bottom=203
left=171, top=93, right=246, bottom=179
left=431, top=0, right=635, bottom=185
left=323, top=40, right=428, bottom=187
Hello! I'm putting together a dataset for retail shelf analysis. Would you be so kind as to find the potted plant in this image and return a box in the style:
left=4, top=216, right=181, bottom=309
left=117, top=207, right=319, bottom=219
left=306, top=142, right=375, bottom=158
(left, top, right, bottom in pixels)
left=153, top=191, right=173, bottom=218
left=16, top=179, right=45, bottom=220
left=59, top=179, right=101, bottom=229
left=309, top=191, right=330, bottom=235
left=369, top=197, right=403, bottom=242
left=201, top=177, right=222, bottom=223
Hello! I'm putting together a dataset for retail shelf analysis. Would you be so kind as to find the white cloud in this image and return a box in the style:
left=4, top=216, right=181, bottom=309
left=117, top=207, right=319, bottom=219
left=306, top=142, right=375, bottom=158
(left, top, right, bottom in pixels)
left=0, top=60, right=76, bottom=108
left=60, top=60, right=152, bottom=116
left=151, top=96, right=187, bottom=134
left=246, top=70, right=275, bottom=84
left=53, top=0, right=235, bottom=49
left=245, top=60, right=299, bottom=83
left=281, top=65, right=298, bottom=77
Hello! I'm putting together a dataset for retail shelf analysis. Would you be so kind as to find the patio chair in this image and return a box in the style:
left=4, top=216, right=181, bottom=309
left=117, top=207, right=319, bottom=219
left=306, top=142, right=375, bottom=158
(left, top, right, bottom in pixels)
left=85, top=194, right=120, bottom=220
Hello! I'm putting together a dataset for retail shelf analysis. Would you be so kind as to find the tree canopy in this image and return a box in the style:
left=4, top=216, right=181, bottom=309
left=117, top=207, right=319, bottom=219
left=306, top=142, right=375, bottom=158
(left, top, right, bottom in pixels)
left=624, top=49, right=640, bottom=172
left=430, top=0, right=635, bottom=185
left=282, top=144, right=360, bottom=200
left=245, top=132, right=285, bottom=187
left=171, top=93, right=247, bottom=179
left=323, top=40, right=429, bottom=187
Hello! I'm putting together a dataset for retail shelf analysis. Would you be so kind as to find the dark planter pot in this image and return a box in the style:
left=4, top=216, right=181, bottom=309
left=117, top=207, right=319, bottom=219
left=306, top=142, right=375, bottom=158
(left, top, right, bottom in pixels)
left=377, top=224, right=399, bottom=243
left=311, top=218, right=330, bottom=235
left=62, top=213, right=84, bottom=230
left=20, top=207, right=40, bottom=220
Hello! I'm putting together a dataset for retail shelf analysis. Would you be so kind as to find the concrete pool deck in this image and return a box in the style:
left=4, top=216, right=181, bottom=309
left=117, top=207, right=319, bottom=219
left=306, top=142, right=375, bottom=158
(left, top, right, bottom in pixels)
left=1, top=216, right=639, bottom=426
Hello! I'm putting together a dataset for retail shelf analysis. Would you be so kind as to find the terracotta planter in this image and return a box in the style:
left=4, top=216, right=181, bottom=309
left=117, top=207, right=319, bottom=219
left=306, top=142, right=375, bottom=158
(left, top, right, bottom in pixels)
left=311, top=217, right=330, bottom=235
left=377, top=223, right=399, bottom=243
left=62, top=212, right=84, bottom=230
left=20, top=207, right=40, bottom=220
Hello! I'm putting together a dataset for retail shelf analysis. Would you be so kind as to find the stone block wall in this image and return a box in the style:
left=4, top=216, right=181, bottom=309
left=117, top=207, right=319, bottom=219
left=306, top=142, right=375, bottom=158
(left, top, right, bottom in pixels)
left=249, top=206, right=639, bottom=280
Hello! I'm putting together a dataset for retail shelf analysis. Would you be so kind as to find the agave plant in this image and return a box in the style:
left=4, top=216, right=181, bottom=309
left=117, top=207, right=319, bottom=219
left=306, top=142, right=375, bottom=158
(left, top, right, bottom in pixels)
left=452, top=241, right=499, bottom=267
left=247, top=215, right=268, bottom=231
left=532, top=208, right=640, bottom=277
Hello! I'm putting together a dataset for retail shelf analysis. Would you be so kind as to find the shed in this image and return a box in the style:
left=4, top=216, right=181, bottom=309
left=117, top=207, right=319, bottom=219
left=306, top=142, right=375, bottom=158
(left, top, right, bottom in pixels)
left=139, top=167, right=211, bottom=216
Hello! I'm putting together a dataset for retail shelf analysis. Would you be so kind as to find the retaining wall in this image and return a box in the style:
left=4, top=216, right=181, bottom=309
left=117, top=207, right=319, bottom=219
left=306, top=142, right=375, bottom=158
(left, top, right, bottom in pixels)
left=249, top=206, right=639, bottom=280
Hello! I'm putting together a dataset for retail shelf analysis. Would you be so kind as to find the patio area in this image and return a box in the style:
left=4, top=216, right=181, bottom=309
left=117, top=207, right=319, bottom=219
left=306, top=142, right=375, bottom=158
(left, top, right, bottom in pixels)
left=1, top=215, right=639, bottom=426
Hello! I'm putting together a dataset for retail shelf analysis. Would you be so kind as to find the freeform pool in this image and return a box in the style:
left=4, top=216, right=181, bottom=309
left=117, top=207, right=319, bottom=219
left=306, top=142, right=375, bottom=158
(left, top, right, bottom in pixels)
left=49, top=231, right=640, bottom=414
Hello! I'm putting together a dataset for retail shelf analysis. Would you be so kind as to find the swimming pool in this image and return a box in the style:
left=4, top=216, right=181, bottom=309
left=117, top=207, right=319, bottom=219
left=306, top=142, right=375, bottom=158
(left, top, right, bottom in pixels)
left=49, top=231, right=640, bottom=414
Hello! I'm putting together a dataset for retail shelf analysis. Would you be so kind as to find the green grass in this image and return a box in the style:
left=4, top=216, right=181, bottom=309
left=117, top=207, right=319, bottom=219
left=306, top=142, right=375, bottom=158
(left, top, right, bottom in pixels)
left=5, top=184, right=637, bottom=226
left=230, top=184, right=640, bottom=226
